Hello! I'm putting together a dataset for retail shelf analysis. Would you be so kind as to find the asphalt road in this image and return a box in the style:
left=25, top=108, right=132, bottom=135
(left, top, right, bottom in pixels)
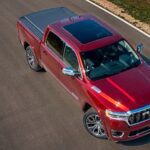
left=0, top=0, right=150, bottom=150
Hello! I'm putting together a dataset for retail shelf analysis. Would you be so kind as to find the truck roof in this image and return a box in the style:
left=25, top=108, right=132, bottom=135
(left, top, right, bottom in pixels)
left=51, top=14, right=123, bottom=52
left=19, top=7, right=122, bottom=52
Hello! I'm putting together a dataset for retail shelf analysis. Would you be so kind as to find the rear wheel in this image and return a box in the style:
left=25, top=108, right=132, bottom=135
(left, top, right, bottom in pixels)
left=26, top=46, right=43, bottom=72
left=83, top=108, right=107, bottom=139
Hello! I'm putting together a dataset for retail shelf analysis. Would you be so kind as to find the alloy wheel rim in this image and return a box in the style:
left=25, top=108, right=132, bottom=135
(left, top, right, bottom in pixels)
left=27, top=49, right=36, bottom=68
left=85, top=114, right=106, bottom=137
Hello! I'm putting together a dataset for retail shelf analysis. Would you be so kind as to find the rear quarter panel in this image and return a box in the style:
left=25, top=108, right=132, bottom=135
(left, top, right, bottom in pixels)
left=17, top=21, right=41, bottom=63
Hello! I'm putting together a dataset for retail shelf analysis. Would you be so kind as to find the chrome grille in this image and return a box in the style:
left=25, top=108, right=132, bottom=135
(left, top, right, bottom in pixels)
left=128, top=108, right=150, bottom=125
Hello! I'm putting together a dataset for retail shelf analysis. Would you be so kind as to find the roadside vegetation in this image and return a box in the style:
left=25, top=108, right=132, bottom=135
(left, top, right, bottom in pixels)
left=108, top=0, right=150, bottom=24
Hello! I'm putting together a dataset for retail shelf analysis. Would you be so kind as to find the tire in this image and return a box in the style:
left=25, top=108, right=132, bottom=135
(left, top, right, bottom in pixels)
left=83, top=108, right=107, bottom=139
left=26, top=46, right=43, bottom=72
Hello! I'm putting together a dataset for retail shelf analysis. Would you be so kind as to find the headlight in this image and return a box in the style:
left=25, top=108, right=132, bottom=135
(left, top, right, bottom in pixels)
left=105, top=110, right=129, bottom=121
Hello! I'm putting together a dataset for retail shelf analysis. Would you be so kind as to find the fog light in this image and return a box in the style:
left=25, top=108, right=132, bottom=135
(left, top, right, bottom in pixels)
left=111, top=130, right=124, bottom=138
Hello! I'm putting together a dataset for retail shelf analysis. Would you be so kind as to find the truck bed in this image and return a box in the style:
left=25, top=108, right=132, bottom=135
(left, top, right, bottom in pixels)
left=19, top=7, right=77, bottom=40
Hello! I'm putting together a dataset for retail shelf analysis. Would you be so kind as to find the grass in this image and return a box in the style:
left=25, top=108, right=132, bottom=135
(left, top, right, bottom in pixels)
left=107, top=0, right=150, bottom=24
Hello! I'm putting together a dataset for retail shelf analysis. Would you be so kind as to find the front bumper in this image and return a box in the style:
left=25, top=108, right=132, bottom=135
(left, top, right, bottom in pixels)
left=105, top=118, right=150, bottom=141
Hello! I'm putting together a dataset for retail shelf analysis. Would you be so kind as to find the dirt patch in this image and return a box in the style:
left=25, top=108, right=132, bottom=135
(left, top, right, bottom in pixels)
left=92, top=0, right=150, bottom=35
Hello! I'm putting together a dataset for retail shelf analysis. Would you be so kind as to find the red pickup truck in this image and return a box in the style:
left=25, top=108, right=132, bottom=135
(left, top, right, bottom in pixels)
left=17, top=7, right=150, bottom=141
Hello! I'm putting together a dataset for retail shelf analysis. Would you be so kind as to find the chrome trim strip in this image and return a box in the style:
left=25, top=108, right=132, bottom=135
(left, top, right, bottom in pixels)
left=129, top=105, right=150, bottom=114
left=91, top=86, right=102, bottom=93
left=128, top=118, right=150, bottom=126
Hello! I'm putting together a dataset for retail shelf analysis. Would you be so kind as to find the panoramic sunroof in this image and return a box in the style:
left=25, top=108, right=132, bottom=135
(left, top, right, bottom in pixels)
left=64, top=19, right=112, bottom=44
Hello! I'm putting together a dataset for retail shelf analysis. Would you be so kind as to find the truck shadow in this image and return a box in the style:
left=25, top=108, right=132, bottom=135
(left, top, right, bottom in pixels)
left=119, top=134, right=150, bottom=146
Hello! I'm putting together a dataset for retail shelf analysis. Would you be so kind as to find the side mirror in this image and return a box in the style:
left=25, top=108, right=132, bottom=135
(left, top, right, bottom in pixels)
left=136, top=43, right=144, bottom=54
left=62, top=67, right=80, bottom=76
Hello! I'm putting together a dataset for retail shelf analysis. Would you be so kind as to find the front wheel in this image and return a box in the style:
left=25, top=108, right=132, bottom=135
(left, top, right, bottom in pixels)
left=26, top=46, right=43, bottom=72
left=83, top=108, right=107, bottom=139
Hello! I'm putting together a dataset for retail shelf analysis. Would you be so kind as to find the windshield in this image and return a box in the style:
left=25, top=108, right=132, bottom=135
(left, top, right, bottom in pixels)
left=80, top=40, right=141, bottom=80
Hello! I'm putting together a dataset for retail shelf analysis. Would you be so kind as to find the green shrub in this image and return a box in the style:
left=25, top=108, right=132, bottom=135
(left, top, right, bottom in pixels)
left=108, top=0, right=150, bottom=24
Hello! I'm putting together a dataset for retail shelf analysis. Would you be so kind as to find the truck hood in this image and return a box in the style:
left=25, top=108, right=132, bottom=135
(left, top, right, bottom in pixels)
left=91, top=64, right=150, bottom=112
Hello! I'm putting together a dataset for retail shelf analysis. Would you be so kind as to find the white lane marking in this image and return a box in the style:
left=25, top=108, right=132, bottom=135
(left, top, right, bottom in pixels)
left=71, top=92, right=79, bottom=100
left=86, top=0, right=150, bottom=38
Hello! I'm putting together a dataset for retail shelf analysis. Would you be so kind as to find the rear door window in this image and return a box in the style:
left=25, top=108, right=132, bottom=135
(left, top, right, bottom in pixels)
left=46, top=32, right=65, bottom=58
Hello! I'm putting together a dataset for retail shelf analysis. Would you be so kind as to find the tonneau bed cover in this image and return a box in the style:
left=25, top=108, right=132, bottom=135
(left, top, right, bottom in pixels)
left=19, top=7, right=77, bottom=40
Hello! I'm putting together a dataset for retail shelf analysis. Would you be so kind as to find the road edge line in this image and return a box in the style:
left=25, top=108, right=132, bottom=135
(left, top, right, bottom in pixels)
left=86, top=0, right=150, bottom=38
